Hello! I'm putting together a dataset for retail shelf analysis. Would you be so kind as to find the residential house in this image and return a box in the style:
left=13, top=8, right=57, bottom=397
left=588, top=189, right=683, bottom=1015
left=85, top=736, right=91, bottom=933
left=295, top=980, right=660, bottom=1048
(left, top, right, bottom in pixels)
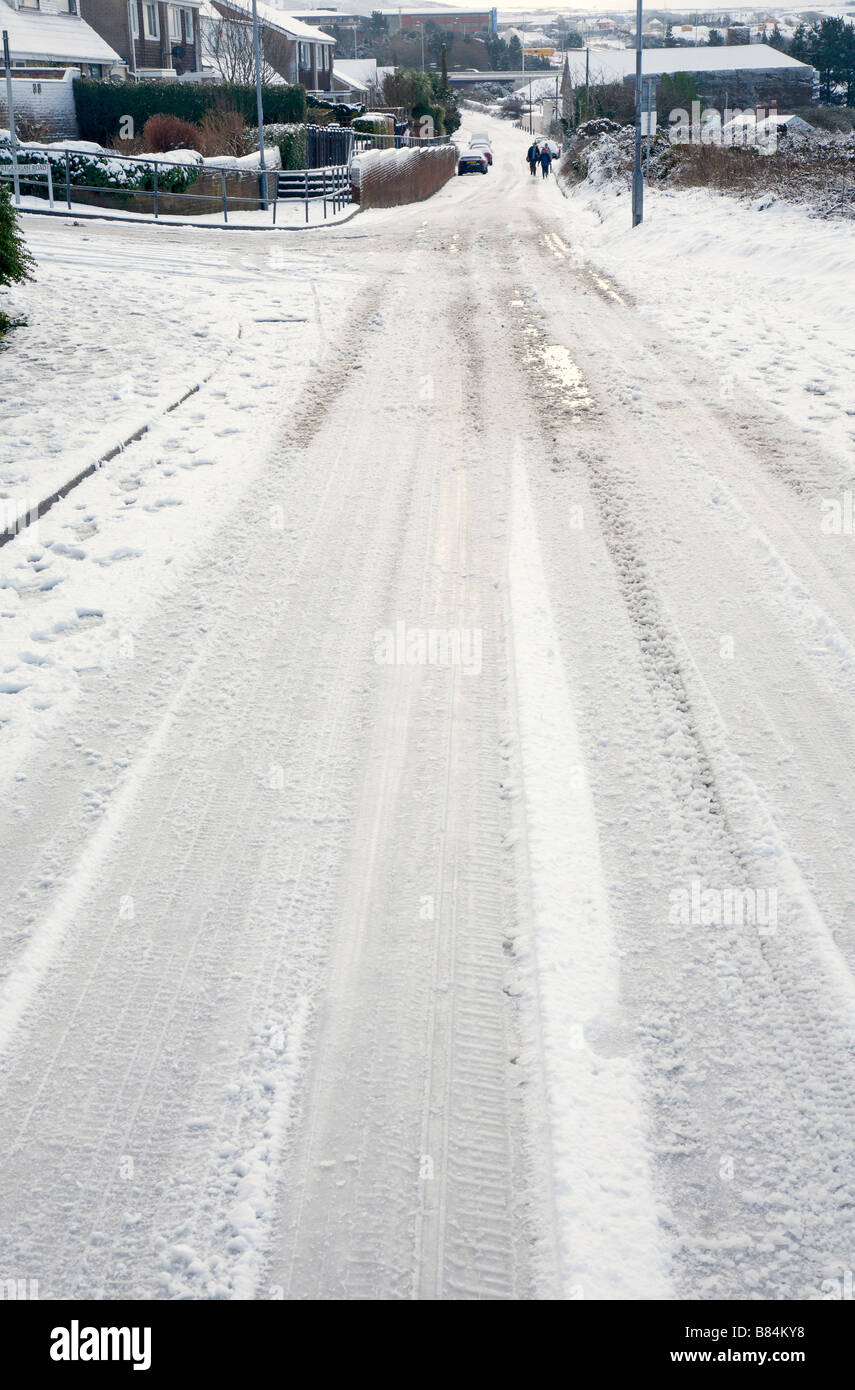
left=0, top=0, right=121, bottom=75
left=206, top=1, right=335, bottom=92
left=330, top=56, right=379, bottom=103
left=0, top=0, right=122, bottom=135
left=81, top=0, right=204, bottom=77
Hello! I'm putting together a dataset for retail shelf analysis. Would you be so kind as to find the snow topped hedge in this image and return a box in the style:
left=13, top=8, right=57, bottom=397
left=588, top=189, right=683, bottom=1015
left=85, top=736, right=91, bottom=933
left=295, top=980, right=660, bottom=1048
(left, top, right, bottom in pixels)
left=0, top=133, right=201, bottom=192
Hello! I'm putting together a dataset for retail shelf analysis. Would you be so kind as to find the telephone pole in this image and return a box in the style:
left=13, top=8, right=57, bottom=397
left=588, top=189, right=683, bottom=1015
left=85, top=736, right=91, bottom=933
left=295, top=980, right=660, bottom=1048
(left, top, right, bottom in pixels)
left=251, top=0, right=267, bottom=210
left=632, top=0, right=644, bottom=226
left=2, top=30, right=19, bottom=205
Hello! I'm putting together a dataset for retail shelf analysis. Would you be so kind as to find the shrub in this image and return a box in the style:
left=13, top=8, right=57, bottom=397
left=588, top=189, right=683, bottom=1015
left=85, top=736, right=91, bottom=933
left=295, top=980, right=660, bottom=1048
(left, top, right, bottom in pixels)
left=275, top=126, right=306, bottom=169
left=74, top=79, right=306, bottom=145
left=0, top=180, right=33, bottom=338
left=142, top=113, right=203, bottom=153
left=197, top=108, right=250, bottom=158
left=352, top=117, right=389, bottom=137
left=12, top=113, right=54, bottom=143
left=0, top=179, right=33, bottom=288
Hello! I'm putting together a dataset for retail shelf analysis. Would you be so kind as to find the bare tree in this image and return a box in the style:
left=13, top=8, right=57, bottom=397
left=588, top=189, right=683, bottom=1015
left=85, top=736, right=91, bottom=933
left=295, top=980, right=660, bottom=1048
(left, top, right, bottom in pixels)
left=203, top=17, right=277, bottom=85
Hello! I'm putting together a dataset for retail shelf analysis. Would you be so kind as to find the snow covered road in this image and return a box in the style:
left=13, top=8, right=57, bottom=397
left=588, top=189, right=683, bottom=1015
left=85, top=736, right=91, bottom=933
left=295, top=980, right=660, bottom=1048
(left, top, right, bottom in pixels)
left=2, top=114, right=855, bottom=1300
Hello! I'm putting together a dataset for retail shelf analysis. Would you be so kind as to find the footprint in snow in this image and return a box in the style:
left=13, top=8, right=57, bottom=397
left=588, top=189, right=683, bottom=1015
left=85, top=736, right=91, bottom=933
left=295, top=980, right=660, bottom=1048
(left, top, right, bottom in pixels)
left=95, top=548, right=141, bottom=566
left=143, top=497, right=182, bottom=511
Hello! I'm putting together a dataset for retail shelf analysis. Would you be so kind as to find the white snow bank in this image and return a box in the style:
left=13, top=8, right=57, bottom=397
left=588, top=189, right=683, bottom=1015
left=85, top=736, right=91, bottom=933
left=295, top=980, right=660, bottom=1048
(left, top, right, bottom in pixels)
left=154, top=148, right=204, bottom=167
left=203, top=148, right=282, bottom=170
left=556, top=182, right=855, bottom=461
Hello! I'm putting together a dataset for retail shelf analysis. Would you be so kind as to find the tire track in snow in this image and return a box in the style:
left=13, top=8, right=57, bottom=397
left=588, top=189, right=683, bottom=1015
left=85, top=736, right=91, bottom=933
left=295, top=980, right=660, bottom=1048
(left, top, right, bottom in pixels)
left=507, top=442, right=672, bottom=1299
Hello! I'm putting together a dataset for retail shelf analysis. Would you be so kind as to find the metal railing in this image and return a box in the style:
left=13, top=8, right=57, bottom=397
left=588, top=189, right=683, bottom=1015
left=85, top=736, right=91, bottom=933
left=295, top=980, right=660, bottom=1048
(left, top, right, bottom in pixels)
left=273, top=165, right=351, bottom=224
left=0, top=144, right=351, bottom=224
left=351, top=130, right=451, bottom=151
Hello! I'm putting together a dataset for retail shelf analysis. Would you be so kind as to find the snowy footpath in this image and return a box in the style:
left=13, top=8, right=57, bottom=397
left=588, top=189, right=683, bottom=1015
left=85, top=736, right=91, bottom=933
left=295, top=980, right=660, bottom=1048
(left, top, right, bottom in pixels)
left=1, top=113, right=855, bottom=1300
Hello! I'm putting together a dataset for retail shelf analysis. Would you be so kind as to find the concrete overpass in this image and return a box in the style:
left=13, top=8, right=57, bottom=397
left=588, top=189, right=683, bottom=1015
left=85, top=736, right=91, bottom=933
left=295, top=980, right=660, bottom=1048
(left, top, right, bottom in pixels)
left=447, top=70, right=556, bottom=90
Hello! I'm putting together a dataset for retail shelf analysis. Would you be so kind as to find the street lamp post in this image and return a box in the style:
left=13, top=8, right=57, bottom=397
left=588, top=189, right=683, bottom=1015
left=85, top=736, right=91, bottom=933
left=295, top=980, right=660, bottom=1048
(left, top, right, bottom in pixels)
left=251, top=0, right=267, bottom=211
left=632, top=0, right=644, bottom=226
left=2, top=31, right=19, bottom=206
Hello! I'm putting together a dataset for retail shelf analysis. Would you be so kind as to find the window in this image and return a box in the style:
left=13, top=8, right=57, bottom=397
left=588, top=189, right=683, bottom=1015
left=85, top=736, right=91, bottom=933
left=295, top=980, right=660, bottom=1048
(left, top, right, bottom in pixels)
left=168, top=6, right=180, bottom=40
left=182, top=8, right=194, bottom=42
left=130, top=2, right=139, bottom=39
left=143, top=2, right=159, bottom=40
left=299, top=42, right=310, bottom=68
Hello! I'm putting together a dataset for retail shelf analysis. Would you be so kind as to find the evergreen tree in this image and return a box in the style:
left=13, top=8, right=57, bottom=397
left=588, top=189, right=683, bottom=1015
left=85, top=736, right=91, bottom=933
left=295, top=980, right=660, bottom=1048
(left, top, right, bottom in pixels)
left=0, top=181, right=33, bottom=294
left=810, top=17, right=855, bottom=104
left=766, top=24, right=788, bottom=53
left=789, top=22, right=813, bottom=64
left=440, top=43, right=448, bottom=93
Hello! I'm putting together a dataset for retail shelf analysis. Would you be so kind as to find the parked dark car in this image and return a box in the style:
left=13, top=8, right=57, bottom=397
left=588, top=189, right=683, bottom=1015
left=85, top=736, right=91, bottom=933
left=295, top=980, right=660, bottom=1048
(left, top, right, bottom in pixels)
left=458, top=148, right=489, bottom=175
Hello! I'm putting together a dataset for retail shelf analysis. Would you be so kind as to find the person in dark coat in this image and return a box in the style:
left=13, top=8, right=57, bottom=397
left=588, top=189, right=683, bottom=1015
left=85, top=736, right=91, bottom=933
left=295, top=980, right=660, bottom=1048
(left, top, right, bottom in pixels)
left=539, top=146, right=553, bottom=178
left=526, top=142, right=540, bottom=177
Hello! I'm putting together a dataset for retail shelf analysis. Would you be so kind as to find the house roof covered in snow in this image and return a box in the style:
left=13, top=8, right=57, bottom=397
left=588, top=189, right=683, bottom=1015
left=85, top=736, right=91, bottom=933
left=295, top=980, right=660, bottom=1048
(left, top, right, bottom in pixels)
left=524, top=43, right=815, bottom=95
left=0, top=1, right=122, bottom=65
left=207, top=0, right=336, bottom=43
left=333, top=58, right=377, bottom=85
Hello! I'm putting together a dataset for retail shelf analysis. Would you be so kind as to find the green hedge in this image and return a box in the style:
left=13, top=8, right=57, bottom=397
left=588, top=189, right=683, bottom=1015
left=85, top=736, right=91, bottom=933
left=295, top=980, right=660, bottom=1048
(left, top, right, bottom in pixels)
left=274, top=127, right=306, bottom=170
left=73, top=79, right=307, bottom=144
left=352, top=117, right=390, bottom=136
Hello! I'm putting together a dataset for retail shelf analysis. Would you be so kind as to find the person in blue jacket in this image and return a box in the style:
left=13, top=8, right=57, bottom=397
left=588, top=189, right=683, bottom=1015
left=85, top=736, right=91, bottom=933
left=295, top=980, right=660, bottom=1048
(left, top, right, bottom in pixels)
left=539, top=146, right=553, bottom=178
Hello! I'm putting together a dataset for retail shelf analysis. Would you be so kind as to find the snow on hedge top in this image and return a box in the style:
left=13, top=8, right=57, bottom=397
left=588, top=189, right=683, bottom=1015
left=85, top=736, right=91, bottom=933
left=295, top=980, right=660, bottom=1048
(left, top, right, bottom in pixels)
left=525, top=43, right=814, bottom=97
left=0, top=2, right=121, bottom=64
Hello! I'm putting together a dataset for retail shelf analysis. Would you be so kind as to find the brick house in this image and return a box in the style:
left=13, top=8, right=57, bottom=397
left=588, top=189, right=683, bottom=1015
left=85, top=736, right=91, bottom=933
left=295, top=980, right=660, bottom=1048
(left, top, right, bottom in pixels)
left=0, top=0, right=122, bottom=77
left=0, top=0, right=122, bottom=136
left=81, top=0, right=204, bottom=77
left=206, top=1, right=335, bottom=93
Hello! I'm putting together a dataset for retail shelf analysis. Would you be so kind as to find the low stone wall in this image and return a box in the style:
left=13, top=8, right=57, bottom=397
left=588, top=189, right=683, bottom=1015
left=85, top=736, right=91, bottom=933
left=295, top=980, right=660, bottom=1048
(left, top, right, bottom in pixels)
left=0, top=69, right=79, bottom=140
left=350, top=144, right=458, bottom=209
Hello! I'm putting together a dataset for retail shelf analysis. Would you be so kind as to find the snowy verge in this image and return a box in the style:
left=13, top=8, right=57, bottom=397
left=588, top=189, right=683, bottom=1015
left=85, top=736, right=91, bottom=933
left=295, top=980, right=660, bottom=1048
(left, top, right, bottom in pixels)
left=552, top=180, right=855, bottom=462
left=0, top=221, right=365, bottom=780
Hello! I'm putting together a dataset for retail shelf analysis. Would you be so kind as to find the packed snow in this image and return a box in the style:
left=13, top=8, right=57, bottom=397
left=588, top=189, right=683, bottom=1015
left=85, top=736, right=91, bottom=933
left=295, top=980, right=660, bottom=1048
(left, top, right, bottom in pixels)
left=2, top=110, right=855, bottom=1303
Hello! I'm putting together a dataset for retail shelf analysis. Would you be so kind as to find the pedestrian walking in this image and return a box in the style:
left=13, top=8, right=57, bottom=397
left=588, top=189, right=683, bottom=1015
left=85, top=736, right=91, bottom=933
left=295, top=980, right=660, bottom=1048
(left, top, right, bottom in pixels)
left=526, top=141, right=540, bottom=177
left=540, top=146, right=552, bottom=179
